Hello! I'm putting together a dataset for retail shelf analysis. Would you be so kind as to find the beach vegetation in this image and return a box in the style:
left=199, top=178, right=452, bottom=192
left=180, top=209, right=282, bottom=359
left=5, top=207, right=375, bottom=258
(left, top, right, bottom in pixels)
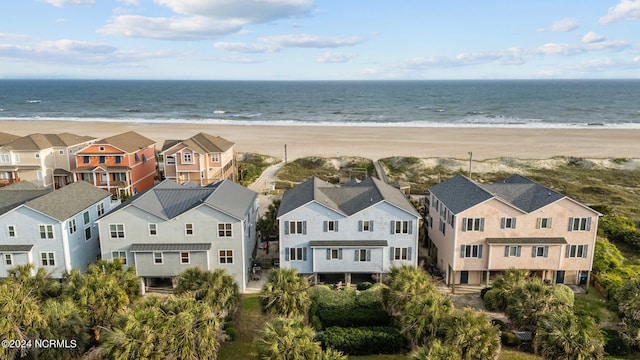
left=277, top=156, right=374, bottom=184
left=237, top=153, right=281, bottom=186
left=260, top=268, right=311, bottom=318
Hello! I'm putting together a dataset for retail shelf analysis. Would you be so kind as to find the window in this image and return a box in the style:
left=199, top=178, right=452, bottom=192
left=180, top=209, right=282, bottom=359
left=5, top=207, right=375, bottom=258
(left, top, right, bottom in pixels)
left=181, top=252, right=190, bottom=264
left=14, top=154, right=20, bottom=162
left=142, top=154, right=147, bottom=163
left=134, top=153, right=140, bottom=162
left=504, top=245, right=521, bottom=257
left=99, top=156, right=106, bottom=164
left=83, top=156, right=90, bottom=164
left=501, top=217, right=517, bottom=229
left=83, top=211, right=90, bottom=225
left=327, top=248, right=342, bottom=260
left=69, top=219, right=77, bottom=234
left=392, top=247, right=412, bottom=261
left=58, top=150, right=64, bottom=155
left=84, top=227, right=91, bottom=241
left=35, top=153, right=40, bottom=159
left=97, top=203, right=105, bottom=216
left=40, top=252, right=55, bottom=266
left=115, top=156, right=122, bottom=164
left=212, top=153, right=219, bottom=162
left=392, top=220, right=411, bottom=234
left=356, top=249, right=371, bottom=262
left=460, top=244, right=483, bottom=258
left=37, top=171, right=43, bottom=180
left=185, top=223, right=194, bottom=235
left=286, top=221, right=306, bottom=235
left=183, top=152, right=192, bottom=163
left=219, top=249, right=233, bottom=264
left=99, top=146, right=105, bottom=151
left=112, top=251, right=127, bottom=265
left=0, top=154, right=9, bottom=163
left=39, top=225, right=54, bottom=239
left=536, top=218, right=552, bottom=229
left=532, top=246, right=549, bottom=258
left=438, top=219, right=446, bottom=235
left=218, top=223, right=232, bottom=237
left=109, top=224, right=125, bottom=238
left=149, top=224, right=157, bottom=236
left=5, top=254, right=13, bottom=266
left=7, top=225, right=16, bottom=238
left=153, top=252, right=163, bottom=264
left=569, top=217, right=591, bottom=232
left=566, top=244, right=589, bottom=258
left=286, top=247, right=307, bottom=261
left=113, top=172, right=126, bottom=182
left=360, top=220, right=373, bottom=232
left=324, top=221, right=338, bottom=232
left=166, top=156, right=175, bottom=165
left=462, top=218, right=484, bottom=232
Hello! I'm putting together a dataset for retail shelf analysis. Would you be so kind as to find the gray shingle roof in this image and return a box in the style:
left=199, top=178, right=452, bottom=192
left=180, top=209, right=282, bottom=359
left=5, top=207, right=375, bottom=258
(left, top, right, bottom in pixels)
left=429, top=174, right=494, bottom=214
left=309, top=240, right=388, bottom=247
left=129, top=243, right=211, bottom=252
left=24, top=181, right=112, bottom=221
left=278, top=177, right=419, bottom=217
left=110, top=179, right=256, bottom=221
left=0, top=182, right=51, bottom=215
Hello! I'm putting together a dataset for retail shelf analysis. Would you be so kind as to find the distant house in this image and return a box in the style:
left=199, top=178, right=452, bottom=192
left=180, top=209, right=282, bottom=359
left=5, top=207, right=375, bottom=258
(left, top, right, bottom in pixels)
left=97, top=179, right=258, bottom=293
left=427, top=174, right=600, bottom=288
left=0, top=133, right=96, bottom=188
left=73, top=131, right=156, bottom=198
left=277, top=177, right=420, bottom=284
left=0, top=181, right=114, bottom=278
left=160, top=132, right=236, bottom=186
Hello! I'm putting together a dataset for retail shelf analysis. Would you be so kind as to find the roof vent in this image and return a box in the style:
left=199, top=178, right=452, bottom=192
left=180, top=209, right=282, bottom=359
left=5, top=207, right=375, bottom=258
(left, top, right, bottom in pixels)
left=370, top=197, right=373, bottom=202
left=548, top=192, right=551, bottom=196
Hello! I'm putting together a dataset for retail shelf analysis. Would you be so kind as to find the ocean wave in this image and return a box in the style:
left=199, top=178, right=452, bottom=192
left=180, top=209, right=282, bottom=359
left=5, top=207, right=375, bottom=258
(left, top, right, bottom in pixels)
left=26, top=100, right=41, bottom=103
left=2, top=115, right=640, bottom=129
left=124, top=109, right=142, bottom=113
left=213, top=110, right=226, bottom=114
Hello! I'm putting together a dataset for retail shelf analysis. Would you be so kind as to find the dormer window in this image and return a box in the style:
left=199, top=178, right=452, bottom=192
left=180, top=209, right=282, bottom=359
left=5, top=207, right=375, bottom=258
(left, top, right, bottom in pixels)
left=183, top=152, right=192, bottom=163
left=99, top=146, right=105, bottom=151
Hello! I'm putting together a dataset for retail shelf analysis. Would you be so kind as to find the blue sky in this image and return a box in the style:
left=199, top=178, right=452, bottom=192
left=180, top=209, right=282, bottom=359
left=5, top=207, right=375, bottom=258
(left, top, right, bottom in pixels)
left=1, top=0, right=639, bottom=80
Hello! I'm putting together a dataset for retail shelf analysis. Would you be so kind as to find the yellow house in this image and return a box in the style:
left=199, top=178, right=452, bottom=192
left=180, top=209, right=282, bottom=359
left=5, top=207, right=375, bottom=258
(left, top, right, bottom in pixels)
left=427, top=174, right=600, bottom=288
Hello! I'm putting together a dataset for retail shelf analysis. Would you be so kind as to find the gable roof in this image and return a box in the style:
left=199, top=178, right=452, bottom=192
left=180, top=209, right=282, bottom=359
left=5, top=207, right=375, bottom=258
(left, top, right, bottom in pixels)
left=0, top=182, right=51, bottom=215
left=108, top=179, right=256, bottom=221
left=430, top=174, right=595, bottom=215
left=95, top=131, right=156, bottom=153
left=161, top=132, right=234, bottom=154
left=4, top=133, right=95, bottom=151
left=278, top=176, right=419, bottom=218
left=0, top=132, right=20, bottom=146
left=23, top=181, right=112, bottom=221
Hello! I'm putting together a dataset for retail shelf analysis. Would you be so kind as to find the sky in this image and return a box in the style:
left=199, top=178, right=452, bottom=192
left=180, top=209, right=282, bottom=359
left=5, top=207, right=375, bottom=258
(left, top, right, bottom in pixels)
left=1, top=0, right=640, bottom=80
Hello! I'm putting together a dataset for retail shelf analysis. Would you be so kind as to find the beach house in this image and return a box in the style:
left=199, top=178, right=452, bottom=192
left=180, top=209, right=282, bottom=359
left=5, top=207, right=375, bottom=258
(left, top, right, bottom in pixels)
left=0, top=181, right=114, bottom=278
left=97, top=179, right=258, bottom=293
left=277, top=177, right=420, bottom=284
left=427, top=174, right=600, bottom=288
left=160, top=132, right=236, bottom=186
left=73, top=131, right=156, bottom=198
left=0, top=133, right=95, bottom=188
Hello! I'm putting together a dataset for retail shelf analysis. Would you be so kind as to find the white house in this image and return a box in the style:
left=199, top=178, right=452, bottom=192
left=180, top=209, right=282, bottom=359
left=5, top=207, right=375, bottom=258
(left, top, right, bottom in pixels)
left=277, top=177, right=420, bottom=284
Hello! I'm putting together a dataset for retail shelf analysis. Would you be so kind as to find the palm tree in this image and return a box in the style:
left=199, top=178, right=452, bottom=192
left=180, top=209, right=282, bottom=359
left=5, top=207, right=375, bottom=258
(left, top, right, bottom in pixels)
left=443, top=308, right=501, bottom=360
left=399, top=291, right=453, bottom=346
left=382, top=265, right=436, bottom=317
left=410, top=339, right=460, bottom=360
left=483, top=268, right=529, bottom=311
left=0, top=282, right=47, bottom=359
left=254, top=317, right=323, bottom=360
left=174, top=267, right=240, bottom=317
left=5, top=263, right=62, bottom=299
left=261, top=268, right=311, bottom=318
left=506, top=278, right=573, bottom=331
left=35, top=299, right=90, bottom=360
left=535, top=310, right=604, bottom=360
left=89, top=258, right=140, bottom=299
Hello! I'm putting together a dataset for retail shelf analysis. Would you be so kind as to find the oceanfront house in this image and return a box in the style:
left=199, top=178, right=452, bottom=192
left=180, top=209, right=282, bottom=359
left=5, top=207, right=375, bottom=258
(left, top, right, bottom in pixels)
left=0, top=133, right=96, bottom=188
left=0, top=181, right=114, bottom=278
left=160, top=132, right=236, bottom=186
left=97, top=179, right=258, bottom=293
left=427, top=174, right=601, bottom=289
left=277, top=177, right=421, bottom=285
left=73, top=131, right=157, bottom=199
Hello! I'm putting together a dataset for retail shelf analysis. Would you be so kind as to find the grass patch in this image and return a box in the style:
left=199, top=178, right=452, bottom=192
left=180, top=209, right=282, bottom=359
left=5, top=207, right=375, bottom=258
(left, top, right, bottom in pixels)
left=218, top=294, right=271, bottom=360
left=237, top=153, right=281, bottom=186
left=574, top=291, right=620, bottom=324
left=498, top=350, right=542, bottom=360
left=277, top=156, right=373, bottom=184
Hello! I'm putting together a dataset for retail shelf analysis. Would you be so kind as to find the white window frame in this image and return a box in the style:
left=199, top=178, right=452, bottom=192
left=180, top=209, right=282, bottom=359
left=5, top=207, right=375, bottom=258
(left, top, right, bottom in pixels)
left=14, top=153, right=20, bottom=163
left=461, top=244, right=483, bottom=258
left=166, top=155, right=175, bottom=165
left=536, top=217, right=552, bottom=229
left=153, top=252, right=163, bottom=264
left=393, top=247, right=410, bottom=260
left=569, top=217, right=591, bottom=232
left=40, top=252, right=55, bottom=266
left=566, top=244, right=589, bottom=258
left=109, top=224, right=125, bottom=239
left=325, top=220, right=337, bottom=232
left=7, top=225, right=16, bottom=238
left=69, top=219, right=77, bottom=234
left=393, top=220, right=410, bottom=234
left=83, top=211, right=90, bottom=225
left=356, top=249, right=371, bottom=262
left=533, top=246, right=549, bottom=258
left=4, top=254, right=13, bottom=266
left=219, top=249, right=233, bottom=264
left=505, top=245, right=521, bottom=257
left=97, top=203, right=105, bottom=216
left=182, top=152, right=192, bottom=164
left=185, top=223, right=194, bottom=236
left=180, top=252, right=190, bottom=264
left=328, top=248, right=342, bottom=260
left=288, top=247, right=306, bottom=261
left=212, top=153, right=219, bottom=162
left=112, top=251, right=127, bottom=265
left=360, top=220, right=373, bottom=232
left=39, top=224, right=54, bottom=239
left=149, top=223, right=157, bottom=236
left=0, top=154, right=10, bottom=163
left=218, top=223, right=232, bottom=237
left=288, top=221, right=305, bottom=235
left=501, top=217, right=517, bottom=229
left=84, top=227, right=92, bottom=242
left=462, top=218, right=484, bottom=232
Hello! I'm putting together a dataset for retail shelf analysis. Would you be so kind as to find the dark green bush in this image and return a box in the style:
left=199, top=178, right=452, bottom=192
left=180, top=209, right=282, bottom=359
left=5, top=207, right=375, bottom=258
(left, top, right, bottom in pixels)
left=500, top=331, right=520, bottom=347
left=601, top=327, right=629, bottom=356
left=316, top=307, right=391, bottom=328
left=316, top=326, right=406, bottom=355
left=480, top=287, right=492, bottom=299
left=357, top=282, right=372, bottom=291
left=491, top=319, right=508, bottom=332
left=224, top=326, right=237, bottom=341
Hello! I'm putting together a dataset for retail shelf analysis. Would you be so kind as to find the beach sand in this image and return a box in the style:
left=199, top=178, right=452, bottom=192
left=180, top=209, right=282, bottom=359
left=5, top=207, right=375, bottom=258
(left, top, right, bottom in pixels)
left=2, top=120, right=638, bottom=160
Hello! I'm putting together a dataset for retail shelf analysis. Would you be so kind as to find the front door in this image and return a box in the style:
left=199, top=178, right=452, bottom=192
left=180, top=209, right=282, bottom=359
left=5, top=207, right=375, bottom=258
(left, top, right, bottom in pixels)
left=460, top=271, right=469, bottom=284
left=555, top=270, right=565, bottom=284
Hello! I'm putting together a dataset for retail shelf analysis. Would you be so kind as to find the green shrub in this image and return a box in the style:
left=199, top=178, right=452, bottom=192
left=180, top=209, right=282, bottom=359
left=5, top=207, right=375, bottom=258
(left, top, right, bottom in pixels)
left=354, top=283, right=384, bottom=308
left=601, top=327, right=629, bottom=356
left=225, top=326, right=237, bottom=341
left=357, top=282, right=372, bottom=291
left=316, top=307, right=391, bottom=328
left=316, top=326, right=406, bottom=355
left=491, top=319, right=508, bottom=332
left=480, top=287, right=492, bottom=299
left=310, top=285, right=356, bottom=309
left=501, top=331, right=521, bottom=347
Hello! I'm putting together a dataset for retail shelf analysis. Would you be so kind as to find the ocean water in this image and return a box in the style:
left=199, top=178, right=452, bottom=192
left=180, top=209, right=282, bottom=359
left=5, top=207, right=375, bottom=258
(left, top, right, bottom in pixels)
left=0, top=79, right=639, bottom=128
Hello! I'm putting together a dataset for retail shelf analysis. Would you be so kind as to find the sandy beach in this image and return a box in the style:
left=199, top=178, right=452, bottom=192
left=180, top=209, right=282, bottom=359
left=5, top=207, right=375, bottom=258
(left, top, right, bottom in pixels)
left=2, top=120, right=639, bottom=160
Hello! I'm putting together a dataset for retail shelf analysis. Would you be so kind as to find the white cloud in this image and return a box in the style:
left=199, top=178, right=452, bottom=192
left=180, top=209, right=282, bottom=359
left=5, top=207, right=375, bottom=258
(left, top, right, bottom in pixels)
left=214, top=34, right=363, bottom=53
left=536, top=40, right=629, bottom=55
left=118, top=0, right=139, bottom=5
left=0, top=33, right=31, bottom=41
left=100, top=0, right=314, bottom=40
left=539, top=18, right=578, bottom=32
left=317, top=51, right=356, bottom=63
left=600, top=0, right=640, bottom=24
left=582, top=31, right=604, bottom=43
left=44, top=0, right=94, bottom=7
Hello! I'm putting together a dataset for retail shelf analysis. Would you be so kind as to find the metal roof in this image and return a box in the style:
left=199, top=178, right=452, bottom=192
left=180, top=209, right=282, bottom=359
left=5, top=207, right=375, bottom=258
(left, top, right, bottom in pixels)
left=129, top=243, right=211, bottom=252
left=309, top=240, right=388, bottom=247
left=0, top=245, right=34, bottom=252
left=486, top=237, right=567, bottom=245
